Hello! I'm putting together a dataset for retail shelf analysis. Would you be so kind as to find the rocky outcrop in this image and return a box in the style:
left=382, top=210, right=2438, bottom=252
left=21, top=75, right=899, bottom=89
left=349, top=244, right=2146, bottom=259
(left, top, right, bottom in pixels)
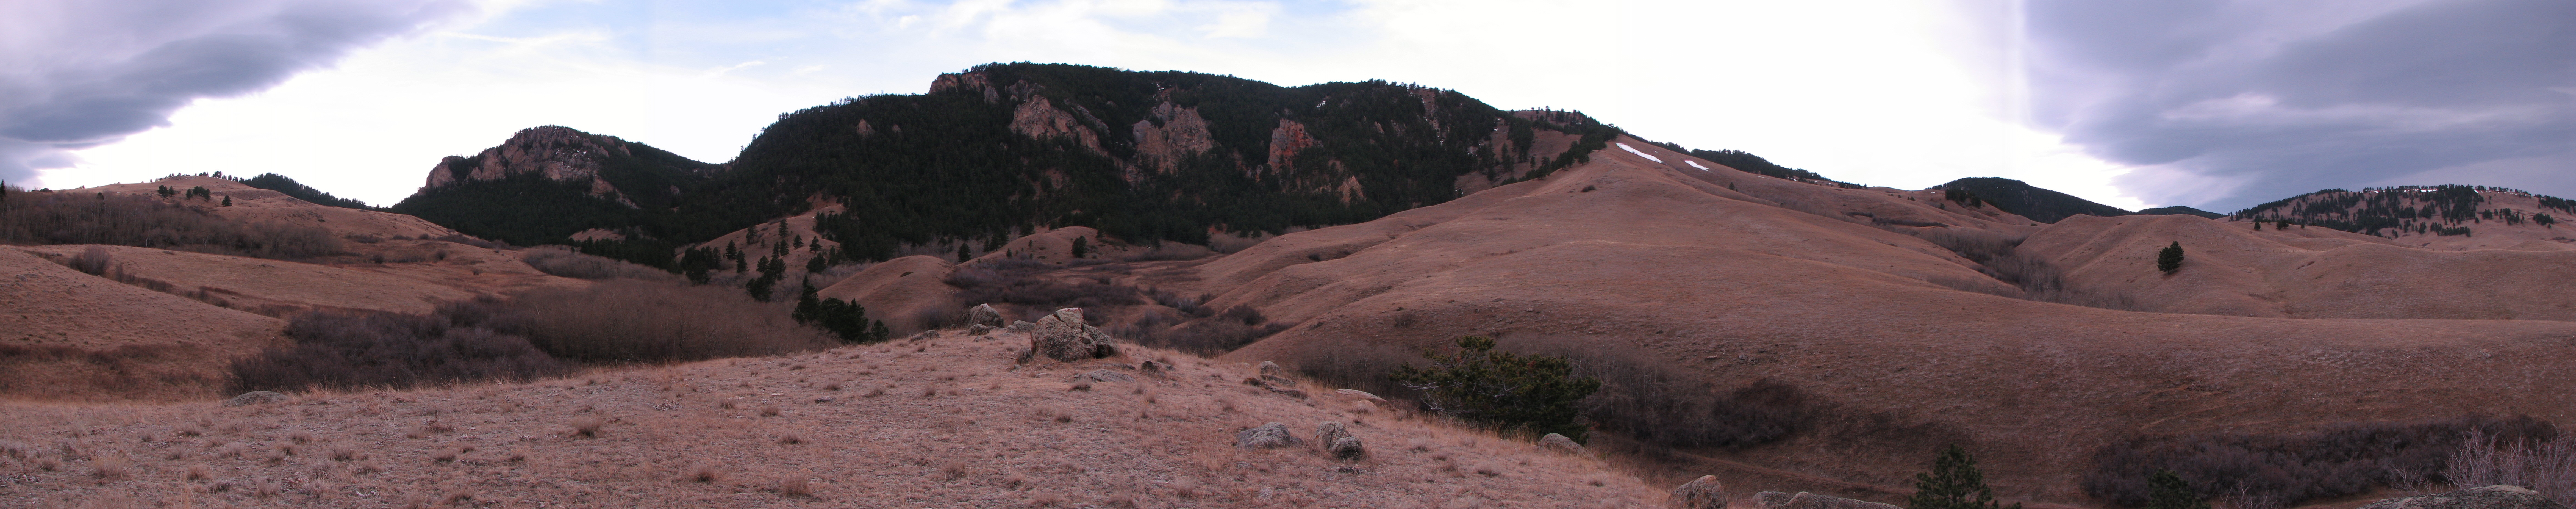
left=1670, top=475, right=1727, bottom=509
left=2360, top=486, right=2569, bottom=509
left=967, top=304, right=1004, bottom=328
left=1010, top=96, right=1102, bottom=152
left=1267, top=119, right=1317, bottom=171
left=1539, top=433, right=1586, bottom=455
left=423, top=126, right=679, bottom=206
left=1751, top=491, right=1900, bottom=509
left=1131, top=102, right=1216, bottom=175
left=1237, top=422, right=1298, bottom=449
left=1030, top=308, right=1117, bottom=361
left=1329, top=436, right=1367, bottom=460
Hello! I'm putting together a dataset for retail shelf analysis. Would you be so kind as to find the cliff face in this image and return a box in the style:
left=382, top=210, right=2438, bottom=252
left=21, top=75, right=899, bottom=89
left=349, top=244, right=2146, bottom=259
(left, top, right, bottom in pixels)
left=422, top=126, right=720, bottom=207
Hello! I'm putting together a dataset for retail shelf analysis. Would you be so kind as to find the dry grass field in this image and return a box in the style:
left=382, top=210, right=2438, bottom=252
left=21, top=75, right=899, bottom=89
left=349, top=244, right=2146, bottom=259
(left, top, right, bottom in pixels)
left=0, top=331, right=1664, bottom=508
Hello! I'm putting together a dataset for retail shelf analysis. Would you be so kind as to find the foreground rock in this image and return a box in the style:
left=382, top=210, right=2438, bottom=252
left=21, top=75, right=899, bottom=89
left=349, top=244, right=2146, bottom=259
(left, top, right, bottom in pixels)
left=1029, top=308, right=1117, bottom=361
left=223, top=391, right=288, bottom=407
left=1670, top=475, right=1727, bottom=509
left=967, top=303, right=1004, bottom=328
left=1237, top=422, right=1299, bottom=449
left=2360, top=486, right=2569, bottom=509
left=1539, top=433, right=1586, bottom=455
left=1752, top=491, right=1901, bottom=509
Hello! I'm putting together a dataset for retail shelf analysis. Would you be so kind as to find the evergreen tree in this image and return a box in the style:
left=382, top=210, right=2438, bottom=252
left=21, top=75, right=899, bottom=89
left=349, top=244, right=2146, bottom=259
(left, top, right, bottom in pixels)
left=157, top=185, right=175, bottom=197
left=1071, top=236, right=1090, bottom=258
left=2144, top=470, right=2208, bottom=509
left=1908, top=444, right=2020, bottom=509
left=221, top=196, right=232, bottom=206
left=957, top=244, right=971, bottom=262
left=1389, top=336, right=1601, bottom=441
left=2156, top=242, right=2184, bottom=274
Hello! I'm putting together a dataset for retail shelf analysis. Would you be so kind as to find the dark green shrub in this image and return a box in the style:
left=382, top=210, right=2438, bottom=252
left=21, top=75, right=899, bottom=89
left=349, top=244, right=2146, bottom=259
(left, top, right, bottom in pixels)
left=1389, top=336, right=1600, bottom=441
left=1909, top=444, right=2021, bottom=509
left=794, top=285, right=890, bottom=343
left=2156, top=242, right=2183, bottom=273
left=2146, top=470, right=2208, bottom=509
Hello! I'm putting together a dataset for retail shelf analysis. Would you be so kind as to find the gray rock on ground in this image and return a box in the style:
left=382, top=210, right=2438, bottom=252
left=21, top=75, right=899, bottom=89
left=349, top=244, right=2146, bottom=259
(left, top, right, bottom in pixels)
left=1752, top=491, right=1901, bottom=509
left=1669, top=475, right=1727, bottom=509
left=968, top=323, right=995, bottom=336
left=224, top=391, right=288, bottom=407
left=2361, top=485, right=2571, bottom=509
left=1009, top=320, right=1036, bottom=334
left=1236, top=422, right=1299, bottom=449
left=1328, top=436, right=1367, bottom=460
left=966, top=304, right=1005, bottom=328
left=1539, top=433, right=1586, bottom=455
left=1317, top=421, right=1351, bottom=445
left=1081, top=370, right=1134, bottom=383
left=1030, top=308, right=1118, bottom=361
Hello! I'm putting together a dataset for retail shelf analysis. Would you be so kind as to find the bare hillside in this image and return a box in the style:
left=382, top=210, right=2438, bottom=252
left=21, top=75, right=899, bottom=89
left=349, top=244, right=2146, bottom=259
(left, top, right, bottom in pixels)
left=0, top=331, right=1664, bottom=508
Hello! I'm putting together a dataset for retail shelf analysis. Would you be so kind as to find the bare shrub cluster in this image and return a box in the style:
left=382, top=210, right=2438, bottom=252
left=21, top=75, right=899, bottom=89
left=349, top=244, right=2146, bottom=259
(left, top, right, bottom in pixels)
left=230, top=311, right=570, bottom=392
left=2084, top=415, right=2557, bottom=509
left=0, top=190, right=340, bottom=259
left=444, top=280, right=833, bottom=363
left=1111, top=309, right=1290, bottom=355
left=1909, top=228, right=2144, bottom=311
left=943, top=259, right=1143, bottom=309
left=1506, top=336, right=1813, bottom=449
left=520, top=246, right=677, bottom=281
left=2432, top=428, right=2576, bottom=505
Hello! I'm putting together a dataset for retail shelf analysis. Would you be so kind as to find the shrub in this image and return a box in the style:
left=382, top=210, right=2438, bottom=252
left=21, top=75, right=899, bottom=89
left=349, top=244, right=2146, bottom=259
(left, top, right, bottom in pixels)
left=1909, top=444, right=2021, bottom=509
left=943, top=261, right=1142, bottom=309
left=2084, top=415, right=2556, bottom=509
left=793, top=285, right=891, bottom=343
left=0, top=191, right=341, bottom=259
left=444, top=280, right=835, bottom=362
left=2146, top=470, right=2208, bottom=509
left=2156, top=242, right=2184, bottom=273
left=68, top=246, right=112, bottom=276
left=1390, top=336, right=1600, bottom=441
left=2438, top=428, right=2576, bottom=506
left=520, top=246, right=677, bottom=281
left=229, top=310, right=571, bottom=392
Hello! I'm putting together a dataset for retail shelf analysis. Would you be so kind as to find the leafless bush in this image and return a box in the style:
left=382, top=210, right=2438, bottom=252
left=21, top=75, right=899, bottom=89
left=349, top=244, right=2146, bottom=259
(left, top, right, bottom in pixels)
left=1149, top=289, right=1213, bottom=317
left=520, top=246, right=676, bottom=281
left=1218, top=305, right=1267, bottom=325
left=68, top=246, right=111, bottom=275
left=1112, top=319, right=1291, bottom=355
left=443, top=280, right=833, bottom=363
left=0, top=192, right=341, bottom=259
left=229, top=310, right=571, bottom=392
left=428, top=234, right=506, bottom=249
left=2428, top=428, right=2576, bottom=505
left=2084, top=415, right=2557, bottom=509
left=944, top=261, right=1142, bottom=309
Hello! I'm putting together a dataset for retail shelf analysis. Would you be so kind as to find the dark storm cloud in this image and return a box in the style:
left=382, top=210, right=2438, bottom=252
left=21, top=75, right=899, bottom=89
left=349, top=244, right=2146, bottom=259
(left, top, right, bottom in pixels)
left=2023, top=0, right=2576, bottom=210
left=0, top=0, right=472, bottom=184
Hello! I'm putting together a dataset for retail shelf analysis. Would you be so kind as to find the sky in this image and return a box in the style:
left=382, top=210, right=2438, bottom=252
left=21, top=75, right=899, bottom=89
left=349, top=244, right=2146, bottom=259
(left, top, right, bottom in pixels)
left=3, top=0, right=2568, bottom=212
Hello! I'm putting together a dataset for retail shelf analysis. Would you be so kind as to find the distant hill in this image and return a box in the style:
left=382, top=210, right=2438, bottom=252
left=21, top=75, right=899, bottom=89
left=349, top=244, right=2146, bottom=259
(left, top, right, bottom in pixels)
left=1936, top=177, right=2131, bottom=223
left=2135, top=205, right=2222, bottom=218
left=390, top=125, right=723, bottom=248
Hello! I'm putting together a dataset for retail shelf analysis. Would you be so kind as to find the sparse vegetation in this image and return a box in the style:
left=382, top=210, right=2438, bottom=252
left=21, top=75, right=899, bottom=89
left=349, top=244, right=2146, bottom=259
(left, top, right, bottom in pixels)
left=0, top=189, right=341, bottom=259
left=2084, top=415, right=2556, bottom=509
left=228, top=310, right=571, bottom=392
left=446, top=280, right=835, bottom=363
left=1390, top=336, right=1600, bottom=441
left=520, top=246, right=677, bottom=280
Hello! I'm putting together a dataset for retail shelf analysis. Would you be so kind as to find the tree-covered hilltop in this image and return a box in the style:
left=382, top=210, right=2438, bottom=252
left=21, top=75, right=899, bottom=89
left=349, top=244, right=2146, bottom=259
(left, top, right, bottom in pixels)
left=2230, top=185, right=2574, bottom=237
left=397, top=63, right=1628, bottom=265
left=1937, top=177, right=2133, bottom=223
left=233, top=173, right=372, bottom=209
left=390, top=126, right=722, bottom=249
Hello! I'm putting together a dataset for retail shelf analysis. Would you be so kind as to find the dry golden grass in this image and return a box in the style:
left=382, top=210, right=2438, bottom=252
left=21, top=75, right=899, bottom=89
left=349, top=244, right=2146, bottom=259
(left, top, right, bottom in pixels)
left=0, top=330, right=1662, bottom=507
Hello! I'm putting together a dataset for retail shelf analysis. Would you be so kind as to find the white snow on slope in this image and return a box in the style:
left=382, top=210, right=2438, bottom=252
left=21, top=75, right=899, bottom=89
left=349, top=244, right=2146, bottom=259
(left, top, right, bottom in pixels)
left=1685, top=160, right=1710, bottom=171
left=1615, top=143, right=1662, bottom=163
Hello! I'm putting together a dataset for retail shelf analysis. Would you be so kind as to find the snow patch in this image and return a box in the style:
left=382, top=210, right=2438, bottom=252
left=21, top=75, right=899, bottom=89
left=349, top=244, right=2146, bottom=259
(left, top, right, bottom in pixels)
left=1615, top=143, right=1663, bottom=163
left=1685, top=160, right=1711, bottom=171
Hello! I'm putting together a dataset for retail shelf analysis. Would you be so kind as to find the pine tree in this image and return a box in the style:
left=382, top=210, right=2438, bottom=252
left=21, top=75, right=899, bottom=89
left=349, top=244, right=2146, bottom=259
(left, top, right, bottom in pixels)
left=1907, top=444, right=2020, bottom=509
left=2144, top=470, right=2208, bottom=509
left=221, top=195, right=232, bottom=206
left=2156, top=242, right=2184, bottom=274
left=1070, top=236, right=1090, bottom=258
left=1389, top=336, right=1601, bottom=441
left=956, top=244, right=971, bottom=262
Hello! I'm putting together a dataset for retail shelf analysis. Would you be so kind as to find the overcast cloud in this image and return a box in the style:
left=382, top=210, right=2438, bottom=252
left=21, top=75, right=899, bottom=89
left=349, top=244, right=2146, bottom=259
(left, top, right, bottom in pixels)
left=0, top=0, right=471, bottom=184
left=2024, top=0, right=2576, bottom=211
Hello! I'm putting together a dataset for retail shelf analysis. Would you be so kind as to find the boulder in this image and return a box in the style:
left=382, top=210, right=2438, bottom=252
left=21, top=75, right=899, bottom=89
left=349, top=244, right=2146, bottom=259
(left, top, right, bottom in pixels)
left=1236, top=422, right=1298, bottom=449
left=1751, top=491, right=1900, bottom=509
left=2361, top=486, right=2570, bottom=509
left=1081, top=370, right=1134, bottom=383
left=1030, top=308, right=1117, bottom=361
left=1334, top=389, right=1387, bottom=403
left=1669, top=475, right=1727, bottom=509
left=1259, top=361, right=1286, bottom=377
left=1538, top=433, right=1586, bottom=455
left=1009, top=320, right=1036, bottom=334
left=224, top=391, right=289, bottom=407
left=967, top=324, right=995, bottom=336
left=1328, top=436, right=1367, bottom=460
left=1317, top=421, right=1351, bottom=446
left=966, top=304, right=1005, bottom=328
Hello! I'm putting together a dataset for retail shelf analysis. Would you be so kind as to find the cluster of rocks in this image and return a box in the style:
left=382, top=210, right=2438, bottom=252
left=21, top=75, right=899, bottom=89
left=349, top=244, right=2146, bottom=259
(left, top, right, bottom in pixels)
left=1247, top=361, right=1306, bottom=398
left=1236, top=421, right=1367, bottom=460
left=964, top=304, right=1118, bottom=362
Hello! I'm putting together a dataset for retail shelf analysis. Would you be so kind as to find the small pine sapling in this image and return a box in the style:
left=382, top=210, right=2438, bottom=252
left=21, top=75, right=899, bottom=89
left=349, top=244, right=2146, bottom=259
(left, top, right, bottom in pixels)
left=1907, top=444, right=2021, bottom=509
